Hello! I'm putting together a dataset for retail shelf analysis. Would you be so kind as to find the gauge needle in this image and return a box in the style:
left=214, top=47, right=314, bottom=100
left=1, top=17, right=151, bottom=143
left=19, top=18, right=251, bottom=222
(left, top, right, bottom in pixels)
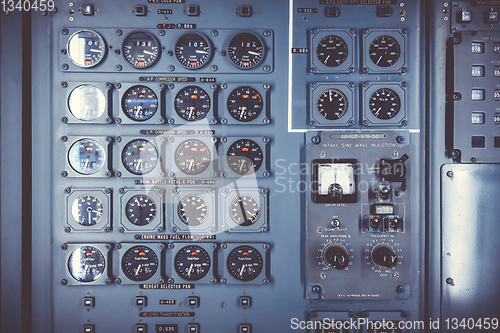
left=247, top=211, right=257, bottom=218
left=84, top=265, right=89, bottom=277
left=239, top=264, right=246, bottom=276
left=135, top=106, right=142, bottom=118
left=196, top=50, right=208, bottom=54
left=376, top=55, right=382, bottom=65
left=90, top=49, right=103, bottom=53
left=248, top=51, right=260, bottom=56
left=188, top=160, right=194, bottom=172
left=143, top=50, right=156, bottom=56
left=324, top=54, right=330, bottom=65
left=187, top=264, right=194, bottom=278
left=188, top=107, right=194, bottom=119
left=92, top=210, right=103, bottom=216
left=375, top=107, right=381, bottom=116
left=135, top=264, right=142, bottom=277
left=135, top=197, right=141, bottom=205
left=196, top=204, right=207, bottom=210
left=239, top=107, right=246, bottom=119
left=83, top=159, right=90, bottom=171
left=239, top=160, right=246, bottom=172
left=88, top=211, right=92, bottom=223
left=329, top=90, right=333, bottom=102
left=136, top=160, right=142, bottom=171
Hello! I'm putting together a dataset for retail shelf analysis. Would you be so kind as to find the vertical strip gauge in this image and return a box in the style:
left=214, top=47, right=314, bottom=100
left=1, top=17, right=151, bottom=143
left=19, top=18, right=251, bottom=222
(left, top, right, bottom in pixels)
left=122, top=31, right=160, bottom=69
left=68, top=85, right=106, bottom=121
left=68, top=138, right=106, bottom=175
left=67, top=30, right=107, bottom=68
left=175, top=33, right=213, bottom=69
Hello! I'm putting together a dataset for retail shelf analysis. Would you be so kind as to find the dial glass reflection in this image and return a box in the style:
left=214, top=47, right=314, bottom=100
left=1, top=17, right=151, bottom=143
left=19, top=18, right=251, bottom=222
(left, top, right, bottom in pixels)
left=67, top=30, right=106, bottom=68
left=68, top=138, right=106, bottom=175
left=68, top=246, right=106, bottom=282
left=122, top=86, right=158, bottom=121
left=226, top=139, right=263, bottom=175
left=177, top=194, right=209, bottom=226
left=71, top=194, right=104, bottom=226
left=230, top=195, right=261, bottom=226
left=68, top=85, right=106, bottom=121
left=121, top=139, right=159, bottom=175
left=174, top=139, right=211, bottom=175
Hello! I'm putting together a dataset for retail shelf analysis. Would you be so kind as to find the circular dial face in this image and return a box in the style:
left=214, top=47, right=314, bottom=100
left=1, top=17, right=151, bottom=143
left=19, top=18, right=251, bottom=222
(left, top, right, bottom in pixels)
left=226, top=139, right=263, bottom=175
left=316, top=88, right=348, bottom=120
left=174, top=139, right=211, bottom=175
left=228, top=32, right=265, bottom=69
left=316, top=35, right=348, bottom=67
left=174, top=245, right=211, bottom=281
left=121, top=245, right=158, bottom=282
left=177, top=194, right=209, bottom=226
left=125, top=194, right=157, bottom=226
left=369, top=88, right=401, bottom=119
left=227, top=245, right=263, bottom=281
left=68, top=85, right=106, bottom=121
left=67, top=30, right=106, bottom=68
left=227, top=86, right=263, bottom=122
left=369, top=35, right=401, bottom=68
left=122, top=139, right=159, bottom=175
left=174, top=86, right=211, bottom=121
left=175, top=33, right=212, bottom=69
left=122, top=31, right=160, bottom=69
left=230, top=195, right=261, bottom=226
left=68, top=246, right=106, bottom=282
left=71, top=194, right=104, bottom=226
left=68, top=138, right=106, bottom=175
left=122, top=85, right=158, bottom=121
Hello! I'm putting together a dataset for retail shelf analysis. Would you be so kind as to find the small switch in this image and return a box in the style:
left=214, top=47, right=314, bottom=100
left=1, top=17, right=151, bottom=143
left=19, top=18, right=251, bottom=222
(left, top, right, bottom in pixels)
left=471, top=42, right=485, bottom=54
left=136, top=324, right=147, bottom=333
left=459, top=10, right=472, bottom=23
left=188, top=323, right=200, bottom=333
left=377, top=6, right=392, bottom=17
left=471, top=136, right=486, bottom=148
left=325, top=6, right=340, bottom=17
left=188, top=296, right=199, bottom=307
left=472, top=65, right=485, bottom=77
left=494, top=113, right=500, bottom=124
left=186, top=5, right=200, bottom=16
left=472, top=89, right=485, bottom=101
left=239, top=296, right=252, bottom=307
left=495, top=90, right=500, bottom=101
left=485, top=10, right=498, bottom=23
left=83, top=324, right=95, bottom=333
left=83, top=297, right=95, bottom=308
left=136, top=296, right=147, bottom=307
left=135, top=5, right=147, bottom=16
left=494, top=42, right=500, bottom=54
left=471, top=112, right=485, bottom=124
left=495, top=137, right=500, bottom=148
left=82, top=4, right=94, bottom=16
left=238, top=5, right=253, bottom=17
left=494, top=66, right=500, bottom=77
left=240, top=324, right=252, bottom=333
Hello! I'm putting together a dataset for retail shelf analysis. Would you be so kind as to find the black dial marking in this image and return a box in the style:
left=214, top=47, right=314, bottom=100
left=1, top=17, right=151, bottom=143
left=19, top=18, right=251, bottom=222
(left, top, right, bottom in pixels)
left=228, top=32, right=265, bottom=69
left=174, top=245, right=211, bottom=281
left=121, top=245, right=158, bottom=282
left=316, top=88, right=348, bottom=120
left=71, top=194, right=104, bottom=226
left=122, top=31, right=160, bottom=69
left=122, top=85, right=158, bottom=121
left=369, top=35, right=401, bottom=68
left=227, top=245, right=263, bottom=281
left=125, top=194, right=157, bottom=226
left=174, top=86, right=211, bottom=121
left=174, top=139, right=211, bottom=175
left=227, top=86, right=263, bottom=122
left=369, top=88, right=401, bottom=120
left=316, top=35, right=348, bottom=67
left=177, top=194, right=209, bottom=226
left=226, top=139, right=263, bottom=175
left=175, top=33, right=212, bottom=69
left=121, top=139, right=159, bottom=175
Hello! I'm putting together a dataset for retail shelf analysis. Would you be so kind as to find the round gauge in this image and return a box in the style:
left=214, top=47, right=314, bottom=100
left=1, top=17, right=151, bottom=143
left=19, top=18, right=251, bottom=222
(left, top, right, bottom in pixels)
left=316, top=35, right=348, bottom=68
left=68, top=246, right=106, bottom=282
left=174, top=139, right=211, bottom=175
left=230, top=195, right=261, bottom=226
left=226, top=245, right=263, bottom=281
left=316, top=88, right=348, bottom=120
left=121, top=245, right=158, bottom=282
left=175, top=33, right=213, bottom=69
left=177, top=194, right=209, bottom=226
left=125, top=194, right=157, bottom=226
left=67, top=30, right=106, bottom=68
left=122, top=85, right=158, bottom=121
left=122, top=31, right=160, bottom=69
left=174, top=86, right=211, bottom=121
left=68, top=85, right=106, bottom=121
left=228, top=32, right=265, bottom=69
left=174, top=245, right=211, bottom=281
left=227, top=86, right=263, bottom=122
left=226, top=139, right=263, bottom=175
left=71, top=194, right=104, bottom=226
left=369, top=88, right=401, bottom=120
left=369, top=35, right=401, bottom=68
left=68, top=138, right=106, bottom=175
left=122, top=139, right=159, bottom=175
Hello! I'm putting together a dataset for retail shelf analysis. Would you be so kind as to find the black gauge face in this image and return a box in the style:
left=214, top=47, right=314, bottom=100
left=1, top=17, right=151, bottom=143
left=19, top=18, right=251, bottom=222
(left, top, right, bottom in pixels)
left=125, top=194, right=157, bottom=226
left=174, top=139, right=211, bottom=175
left=230, top=195, right=261, bottom=226
left=174, top=86, right=211, bottom=121
left=121, top=245, right=158, bottom=282
left=175, top=33, right=212, bottom=69
left=317, top=88, right=348, bottom=120
left=174, top=245, right=211, bottom=281
left=228, top=32, right=265, bottom=69
left=177, top=194, right=209, bottom=226
left=226, top=139, right=263, bottom=175
left=122, top=31, right=160, bottom=69
left=369, top=88, right=401, bottom=119
left=227, top=86, right=263, bottom=122
left=122, top=86, right=158, bottom=121
left=227, top=245, right=263, bottom=281
left=68, top=246, right=106, bottom=282
left=369, top=35, right=401, bottom=68
left=71, top=194, right=104, bottom=226
left=316, top=35, right=348, bottom=67
left=68, top=85, right=106, bottom=121
left=122, top=139, right=159, bottom=175
left=68, top=138, right=106, bottom=175
left=67, top=30, right=106, bottom=68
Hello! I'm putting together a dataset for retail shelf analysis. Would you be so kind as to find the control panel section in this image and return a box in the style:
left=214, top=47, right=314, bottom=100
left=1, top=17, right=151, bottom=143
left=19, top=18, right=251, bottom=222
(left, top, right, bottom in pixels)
left=306, top=131, right=411, bottom=300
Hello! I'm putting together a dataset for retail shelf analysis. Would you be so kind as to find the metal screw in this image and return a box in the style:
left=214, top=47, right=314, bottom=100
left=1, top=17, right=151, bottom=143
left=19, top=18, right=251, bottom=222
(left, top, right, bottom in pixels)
left=401, top=81, right=408, bottom=87
left=320, top=273, right=327, bottom=279
left=118, top=227, right=124, bottom=233
left=61, top=244, right=68, bottom=250
left=311, top=312, right=318, bottom=318
left=211, top=30, right=218, bottom=36
left=363, top=120, right=370, bottom=126
left=348, top=120, right=354, bottom=126
left=263, top=65, right=271, bottom=72
left=211, top=65, right=218, bottom=71
left=311, top=136, right=320, bottom=144
left=61, top=117, right=68, bottom=123
left=168, top=65, right=175, bottom=71
left=116, top=29, right=122, bottom=36
left=446, top=278, right=454, bottom=285
left=401, top=67, right=408, bottom=74
left=61, top=81, right=68, bottom=88
left=115, top=65, right=123, bottom=71
left=396, top=136, right=404, bottom=143
left=263, top=30, right=271, bottom=37
left=331, top=219, right=340, bottom=227
left=61, top=279, right=68, bottom=285
left=447, top=171, right=454, bottom=178
left=401, top=120, right=408, bottom=127
left=311, top=285, right=321, bottom=293
left=64, top=227, right=71, bottom=233
left=115, top=118, right=122, bottom=124
left=159, top=30, right=165, bottom=36
left=115, top=171, right=122, bottom=177
left=396, top=285, right=405, bottom=293
left=62, top=64, right=69, bottom=70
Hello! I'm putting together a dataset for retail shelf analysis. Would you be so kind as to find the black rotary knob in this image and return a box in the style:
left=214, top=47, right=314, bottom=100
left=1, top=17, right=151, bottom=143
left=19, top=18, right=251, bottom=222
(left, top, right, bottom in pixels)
left=323, top=244, right=350, bottom=270
left=372, top=246, right=398, bottom=268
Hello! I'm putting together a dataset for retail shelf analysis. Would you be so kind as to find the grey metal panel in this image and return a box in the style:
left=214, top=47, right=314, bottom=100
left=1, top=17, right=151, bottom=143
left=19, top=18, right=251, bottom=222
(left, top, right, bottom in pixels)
left=441, top=164, right=500, bottom=326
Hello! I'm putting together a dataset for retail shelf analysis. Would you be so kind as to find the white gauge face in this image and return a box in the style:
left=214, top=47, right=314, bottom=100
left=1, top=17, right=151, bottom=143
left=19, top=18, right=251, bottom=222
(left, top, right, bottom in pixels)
left=68, top=85, right=106, bottom=121
left=71, top=194, right=104, bottom=226
left=68, top=246, right=106, bottom=282
left=67, top=30, right=106, bottom=68
left=317, top=163, right=355, bottom=195
left=68, top=138, right=106, bottom=175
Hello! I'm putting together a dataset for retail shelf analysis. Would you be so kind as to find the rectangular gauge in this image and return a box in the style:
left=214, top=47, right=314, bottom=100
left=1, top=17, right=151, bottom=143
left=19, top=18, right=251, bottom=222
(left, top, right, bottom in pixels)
left=312, top=159, right=358, bottom=203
